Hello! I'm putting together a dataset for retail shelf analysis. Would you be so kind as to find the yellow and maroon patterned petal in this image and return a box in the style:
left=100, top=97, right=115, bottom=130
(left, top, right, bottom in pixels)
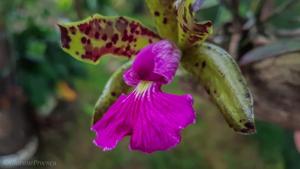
left=145, top=0, right=178, bottom=42
left=176, top=0, right=213, bottom=49
left=58, top=14, right=161, bottom=64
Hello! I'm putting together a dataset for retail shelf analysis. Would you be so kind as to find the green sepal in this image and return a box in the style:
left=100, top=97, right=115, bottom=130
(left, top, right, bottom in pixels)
left=181, top=43, right=255, bottom=134
left=92, top=61, right=132, bottom=125
left=58, top=14, right=161, bottom=65
left=145, top=0, right=178, bottom=42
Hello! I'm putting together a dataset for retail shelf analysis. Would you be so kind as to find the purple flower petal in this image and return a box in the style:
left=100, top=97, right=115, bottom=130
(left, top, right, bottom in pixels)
left=192, top=0, right=204, bottom=12
left=124, top=40, right=181, bottom=86
left=123, top=68, right=140, bottom=86
left=130, top=83, right=195, bottom=153
left=174, top=0, right=204, bottom=12
left=91, top=82, right=196, bottom=153
left=91, top=94, right=133, bottom=151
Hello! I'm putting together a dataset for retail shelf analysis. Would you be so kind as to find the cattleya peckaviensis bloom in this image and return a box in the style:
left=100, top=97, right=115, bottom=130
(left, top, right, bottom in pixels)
left=58, top=0, right=255, bottom=153
left=92, top=40, right=196, bottom=152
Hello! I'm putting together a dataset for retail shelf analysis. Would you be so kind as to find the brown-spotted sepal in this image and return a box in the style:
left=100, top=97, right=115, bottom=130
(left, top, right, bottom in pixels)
left=58, top=14, right=161, bottom=64
left=145, top=0, right=178, bottom=42
left=176, top=0, right=213, bottom=49
left=182, top=43, right=255, bottom=134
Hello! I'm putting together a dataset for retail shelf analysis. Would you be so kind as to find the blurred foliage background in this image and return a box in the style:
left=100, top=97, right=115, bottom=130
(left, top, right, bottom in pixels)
left=0, top=0, right=300, bottom=169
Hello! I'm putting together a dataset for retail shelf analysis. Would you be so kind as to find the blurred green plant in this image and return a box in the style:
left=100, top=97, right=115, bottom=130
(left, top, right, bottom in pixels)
left=13, top=21, right=85, bottom=108
left=0, top=0, right=86, bottom=110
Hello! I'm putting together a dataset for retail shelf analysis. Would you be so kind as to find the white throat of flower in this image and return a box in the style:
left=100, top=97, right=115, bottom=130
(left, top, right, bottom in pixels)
left=135, top=81, right=153, bottom=95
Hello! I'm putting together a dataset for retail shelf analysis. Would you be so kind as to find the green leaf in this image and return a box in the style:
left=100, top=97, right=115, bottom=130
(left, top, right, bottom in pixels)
left=58, top=14, right=161, bottom=64
left=177, top=0, right=213, bottom=48
left=92, top=61, right=132, bottom=125
left=201, top=0, right=218, bottom=8
left=240, top=39, right=300, bottom=65
left=26, top=40, right=46, bottom=61
left=145, top=0, right=178, bottom=42
left=182, top=43, right=255, bottom=134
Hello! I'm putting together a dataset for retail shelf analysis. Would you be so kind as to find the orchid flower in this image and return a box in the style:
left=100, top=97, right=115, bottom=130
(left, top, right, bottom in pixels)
left=92, top=40, right=195, bottom=153
left=58, top=0, right=255, bottom=153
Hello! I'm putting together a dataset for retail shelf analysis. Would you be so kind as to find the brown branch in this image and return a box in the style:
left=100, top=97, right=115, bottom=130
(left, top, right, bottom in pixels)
left=228, top=33, right=241, bottom=58
left=275, top=28, right=300, bottom=37
left=73, top=0, right=84, bottom=19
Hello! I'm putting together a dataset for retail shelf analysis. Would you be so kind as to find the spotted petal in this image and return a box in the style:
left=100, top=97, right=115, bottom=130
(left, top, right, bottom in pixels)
left=176, top=0, right=213, bottom=48
left=58, top=14, right=161, bottom=64
left=146, top=0, right=178, bottom=42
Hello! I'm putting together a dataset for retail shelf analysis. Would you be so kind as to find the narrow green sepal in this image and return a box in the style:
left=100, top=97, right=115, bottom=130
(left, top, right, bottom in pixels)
left=92, top=61, right=132, bottom=125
